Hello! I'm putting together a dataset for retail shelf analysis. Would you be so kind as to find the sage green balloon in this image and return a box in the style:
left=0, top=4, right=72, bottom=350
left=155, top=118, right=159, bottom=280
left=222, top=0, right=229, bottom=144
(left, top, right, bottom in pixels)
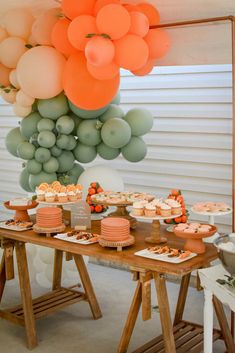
left=37, top=92, right=69, bottom=120
left=99, top=104, right=124, bottom=123
left=43, top=157, right=59, bottom=173
left=5, top=127, right=26, bottom=157
left=35, top=147, right=51, bottom=163
left=20, top=112, right=41, bottom=139
left=58, top=172, right=78, bottom=186
left=66, top=135, right=77, bottom=150
left=19, top=167, right=32, bottom=192
left=29, top=132, right=39, bottom=148
left=56, top=115, right=75, bottom=134
left=67, top=163, right=84, bottom=179
left=56, top=134, right=69, bottom=149
left=26, top=159, right=42, bottom=175
left=111, top=91, right=121, bottom=105
left=124, top=108, right=153, bottom=136
left=69, top=113, right=82, bottom=135
left=37, top=118, right=55, bottom=132
left=77, top=120, right=101, bottom=146
left=37, top=130, right=56, bottom=148
left=121, top=136, right=147, bottom=162
left=69, top=100, right=109, bottom=119
left=17, top=142, right=36, bottom=160
left=57, top=151, right=75, bottom=173
left=97, top=142, right=120, bottom=160
left=101, top=118, right=131, bottom=148
left=50, top=145, right=62, bottom=157
left=73, top=143, right=97, bottom=163
left=29, top=171, right=57, bottom=191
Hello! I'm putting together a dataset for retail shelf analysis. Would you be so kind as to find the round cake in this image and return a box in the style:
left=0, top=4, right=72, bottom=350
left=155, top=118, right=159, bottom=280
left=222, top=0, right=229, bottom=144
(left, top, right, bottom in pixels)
left=36, top=207, right=63, bottom=228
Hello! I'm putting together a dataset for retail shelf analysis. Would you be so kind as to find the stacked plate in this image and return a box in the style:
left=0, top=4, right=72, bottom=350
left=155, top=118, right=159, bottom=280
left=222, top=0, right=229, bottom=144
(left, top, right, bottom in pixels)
left=36, top=207, right=63, bottom=228
left=100, top=217, right=130, bottom=242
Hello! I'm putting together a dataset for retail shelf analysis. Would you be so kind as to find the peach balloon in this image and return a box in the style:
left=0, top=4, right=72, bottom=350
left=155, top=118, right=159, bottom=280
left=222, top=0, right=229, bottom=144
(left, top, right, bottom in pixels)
left=114, top=34, right=149, bottom=71
left=28, top=33, right=38, bottom=46
left=0, top=27, right=8, bottom=43
left=144, top=28, right=170, bottom=59
left=13, top=102, right=32, bottom=117
left=16, top=90, right=35, bottom=107
left=131, top=59, right=154, bottom=76
left=51, top=18, right=77, bottom=57
left=85, top=36, right=115, bottom=67
left=62, top=0, right=96, bottom=19
left=1, top=89, right=17, bottom=104
left=87, top=61, right=119, bottom=80
left=93, top=0, right=120, bottom=16
left=17, top=46, right=66, bottom=99
left=68, top=15, right=97, bottom=51
left=0, top=63, right=11, bottom=86
left=124, top=4, right=141, bottom=12
left=129, top=11, right=149, bottom=37
left=0, top=37, right=27, bottom=69
left=9, top=70, right=20, bottom=89
left=32, top=8, right=61, bottom=46
left=138, top=3, right=160, bottom=26
left=3, top=8, right=34, bottom=39
left=63, top=52, right=120, bottom=109
left=96, top=4, right=131, bottom=40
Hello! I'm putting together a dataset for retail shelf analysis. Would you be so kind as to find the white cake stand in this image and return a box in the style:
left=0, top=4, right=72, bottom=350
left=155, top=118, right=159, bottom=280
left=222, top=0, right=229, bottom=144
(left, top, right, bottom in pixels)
left=191, top=207, right=232, bottom=225
left=130, top=212, right=182, bottom=244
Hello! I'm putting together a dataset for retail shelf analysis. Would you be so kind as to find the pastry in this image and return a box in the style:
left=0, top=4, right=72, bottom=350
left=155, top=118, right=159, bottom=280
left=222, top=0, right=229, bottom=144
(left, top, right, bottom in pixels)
left=45, top=188, right=56, bottom=202
left=144, top=203, right=156, bottom=217
left=57, top=186, right=68, bottom=203
left=160, top=204, right=171, bottom=217
left=170, top=201, right=181, bottom=215
left=132, top=202, right=144, bottom=216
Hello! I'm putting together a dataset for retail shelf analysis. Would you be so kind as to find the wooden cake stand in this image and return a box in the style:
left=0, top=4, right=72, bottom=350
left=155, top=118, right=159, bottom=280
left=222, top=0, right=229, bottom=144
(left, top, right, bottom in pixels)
left=130, top=213, right=182, bottom=244
left=4, top=201, right=38, bottom=222
left=33, top=224, right=66, bottom=238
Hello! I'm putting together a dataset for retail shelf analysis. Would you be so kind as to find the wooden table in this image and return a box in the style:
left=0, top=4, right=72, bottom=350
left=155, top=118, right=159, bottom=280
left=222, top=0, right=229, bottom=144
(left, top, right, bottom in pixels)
left=0, top=221, right=234, bottom=353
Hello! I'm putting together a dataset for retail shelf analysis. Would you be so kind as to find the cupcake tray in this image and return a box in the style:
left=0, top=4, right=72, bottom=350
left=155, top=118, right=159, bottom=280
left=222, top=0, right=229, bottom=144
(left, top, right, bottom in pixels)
left=135, top=248, right=197, bottom=264
left=54, top=232, right=99, bottom=245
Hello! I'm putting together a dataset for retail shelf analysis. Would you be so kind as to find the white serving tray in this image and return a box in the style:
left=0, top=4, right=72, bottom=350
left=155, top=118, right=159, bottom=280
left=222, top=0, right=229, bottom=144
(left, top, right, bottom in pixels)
left=54, top=232, right=99, bottom=245
left=135, top=248, right=197, bottom=264
left=0, top=221, right=33, bottom=232
left=191, top=207, right=232, bottom=217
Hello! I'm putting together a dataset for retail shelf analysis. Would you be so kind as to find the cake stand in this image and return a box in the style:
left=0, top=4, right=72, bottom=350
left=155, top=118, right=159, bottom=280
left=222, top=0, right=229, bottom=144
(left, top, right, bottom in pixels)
left=4, top=200, right=38, bottom=222
left=130, top=213, right=182, bottom=244
left=191, top=207, right=232, bottom=225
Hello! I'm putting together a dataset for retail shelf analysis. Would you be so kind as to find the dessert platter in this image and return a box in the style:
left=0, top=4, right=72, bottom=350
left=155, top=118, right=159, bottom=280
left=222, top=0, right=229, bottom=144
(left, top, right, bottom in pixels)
left=4, top=198, right=38, bottom=222
left=173, top=222, right=217, bottom=254
left=191, top=202, right=232, bottom=225
left=91, top=191, right=154, bottom=229
left=35, top=181, right=83, bottom=204
left=0, top=219, right=33, bottom=231
left=54, top=230, right=99, bottom=245
left=135, top=245, right=197, bottom=263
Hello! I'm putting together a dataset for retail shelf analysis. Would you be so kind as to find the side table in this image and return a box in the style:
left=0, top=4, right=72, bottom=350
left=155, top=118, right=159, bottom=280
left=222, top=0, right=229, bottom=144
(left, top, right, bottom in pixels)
left=199, top=264, right=235, bottom=353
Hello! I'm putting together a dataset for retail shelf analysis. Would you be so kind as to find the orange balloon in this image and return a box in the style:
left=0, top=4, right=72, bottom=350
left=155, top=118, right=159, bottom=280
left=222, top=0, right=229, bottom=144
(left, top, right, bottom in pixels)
left=144, top=28, right=170, bottom=59
left=68, top=15, right=97, bottom=51
left=138, top=3, right=160, bottom=26
left=87, top=61, right=119, bottom=80
left=0, top=63, right=11, bottom=86
left=114, top=34, right=149, bottom=71
left=123, top=4, right=141, bottom=12
left=63, top=52, right=120, bottom=109
left=93, top=0, right=120, bottom=16
left=85, top=36, right=115, bottom=67
left=51, top=18, right=77, bottom=57
left=62, top=0, right=96, bottom=19
left=32, top=8, right=61, bottom=46
left=96, top=4, right=131, bottom=40
left=129, top=11, right=149, bottom=37
left=131, top=59, right=154, bottom=76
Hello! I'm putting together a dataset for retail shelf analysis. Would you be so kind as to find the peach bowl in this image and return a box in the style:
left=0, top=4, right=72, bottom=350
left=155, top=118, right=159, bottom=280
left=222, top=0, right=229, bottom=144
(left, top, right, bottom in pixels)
left=173, top=224, right=217, bottom=254
left=4, top=200, right=38, bottom=222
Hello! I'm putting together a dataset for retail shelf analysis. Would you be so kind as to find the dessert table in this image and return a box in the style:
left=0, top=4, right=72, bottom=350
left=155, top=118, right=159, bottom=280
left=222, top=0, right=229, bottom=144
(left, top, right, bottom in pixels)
left=0, top=221, right=234, bottom=353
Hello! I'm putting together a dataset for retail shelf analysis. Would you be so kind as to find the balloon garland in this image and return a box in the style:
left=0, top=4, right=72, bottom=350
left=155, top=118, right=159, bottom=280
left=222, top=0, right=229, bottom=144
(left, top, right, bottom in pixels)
left=0, top=1, right=170, bottom=192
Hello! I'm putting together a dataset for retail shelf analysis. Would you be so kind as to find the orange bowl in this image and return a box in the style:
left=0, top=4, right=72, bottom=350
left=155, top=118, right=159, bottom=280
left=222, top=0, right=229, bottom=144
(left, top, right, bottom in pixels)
left=4, top=200, right=38, bottom=222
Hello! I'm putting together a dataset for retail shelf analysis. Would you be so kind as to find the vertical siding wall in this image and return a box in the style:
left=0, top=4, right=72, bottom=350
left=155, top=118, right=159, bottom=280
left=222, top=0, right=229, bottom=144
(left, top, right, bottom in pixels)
left=0, top=65, right=233, bottom=231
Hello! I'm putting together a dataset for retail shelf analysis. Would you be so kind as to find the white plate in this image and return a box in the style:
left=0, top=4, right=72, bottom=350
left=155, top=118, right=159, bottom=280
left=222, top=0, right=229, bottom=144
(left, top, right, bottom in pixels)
left=129, top=212, right=182, bottom=221
left=54, top=232, right=98, bottom=245
left=191, top=207, right=232, bottom=217
left=37, top=201, right=78, bottom=206
left=135, top=248, right=197, bottom=263
left=0, top=221, right=33, bottom=232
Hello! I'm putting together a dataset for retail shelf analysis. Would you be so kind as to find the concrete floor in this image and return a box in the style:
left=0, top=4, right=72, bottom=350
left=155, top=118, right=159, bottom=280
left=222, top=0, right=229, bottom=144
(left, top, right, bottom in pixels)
left=0, top=263, right=227, bottom=353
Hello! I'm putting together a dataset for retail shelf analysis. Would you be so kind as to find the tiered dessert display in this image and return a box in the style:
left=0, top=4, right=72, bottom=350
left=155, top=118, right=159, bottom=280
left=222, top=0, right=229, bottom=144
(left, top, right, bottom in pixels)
left=130, top=197, right=182, bottom=243
left=98, top=217, right=134, bottom=251
left=91, top=191, right=154, bottom=229
left=36, top=181, right=82, bottom=204
left=4, top=198, right=38, bottom=222
left=191, top=202, right=232, bottom=225
left=33, top=207, right=65, bottom=237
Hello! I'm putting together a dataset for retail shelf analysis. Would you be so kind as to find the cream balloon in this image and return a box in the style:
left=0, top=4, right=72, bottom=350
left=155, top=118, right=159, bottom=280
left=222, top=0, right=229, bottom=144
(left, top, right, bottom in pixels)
left=16, top=90, right=35, bottom=107
left=0, top=63, right=11, bottom=86
left=9, top=69, right=20, bottom=89
left=16, top=46, right=66, bottom=99
left=0, top=37, right=27, bottom=69
left=32, top=7, right=61, bottom=45
left=3, top=8, right=34, bottom=39
left=13, top=102, right=32, bottom=117
left=0, top=26, right=8, bottom=43
left=1, top=89, right=17, bottom=104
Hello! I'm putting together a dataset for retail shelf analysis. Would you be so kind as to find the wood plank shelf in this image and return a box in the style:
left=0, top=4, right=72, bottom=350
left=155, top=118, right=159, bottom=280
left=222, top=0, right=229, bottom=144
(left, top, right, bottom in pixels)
left=0, top=288, right=86, bottom=325
left=132, top=321, right=222, bottom=353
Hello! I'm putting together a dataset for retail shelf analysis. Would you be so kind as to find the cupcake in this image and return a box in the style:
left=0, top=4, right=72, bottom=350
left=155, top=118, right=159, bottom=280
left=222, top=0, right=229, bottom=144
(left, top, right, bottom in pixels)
left=75, top=184, right=83, bottom=200
left=160, top=204, right=171, bottom=217
left=67, top=185, right=77, bottom=202
left=144, top=203, right=156, bottom=217
left=133, top=202, right=144, bottom=216
left=170, top=201, right=181, bottom=215
left=45, top=188, right=56, bottom=202
left=57, top=186, right=68, bottom=203
left=36, top=187, right=46, bottom=201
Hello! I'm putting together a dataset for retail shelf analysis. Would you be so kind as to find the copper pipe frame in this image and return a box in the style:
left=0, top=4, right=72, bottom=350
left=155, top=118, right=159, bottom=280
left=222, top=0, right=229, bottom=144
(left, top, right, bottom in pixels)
left=151, top=16, right=235, bottom=232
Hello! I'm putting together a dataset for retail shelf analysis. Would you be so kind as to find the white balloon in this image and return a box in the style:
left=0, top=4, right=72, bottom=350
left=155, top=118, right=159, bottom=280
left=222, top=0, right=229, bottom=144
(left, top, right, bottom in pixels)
left=9, top=69, right=20, bottom=89
left=13, top=102, right=32, bottom=117
left=78, top=165, right=124, bottom=195
left=16, top=89, right=35, bottom=107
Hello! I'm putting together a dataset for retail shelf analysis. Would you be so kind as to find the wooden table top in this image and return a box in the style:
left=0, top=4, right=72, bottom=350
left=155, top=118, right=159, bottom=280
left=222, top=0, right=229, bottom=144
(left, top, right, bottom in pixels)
left=0, top=221, right=218, bottom=276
